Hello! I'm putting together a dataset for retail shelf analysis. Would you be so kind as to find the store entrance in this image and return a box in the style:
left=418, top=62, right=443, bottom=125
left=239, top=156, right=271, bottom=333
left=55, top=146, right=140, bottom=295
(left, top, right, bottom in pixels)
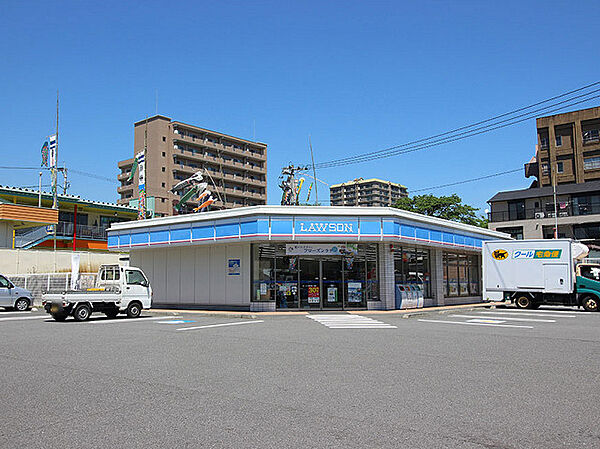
left=299, top=258, right=346, bottom=310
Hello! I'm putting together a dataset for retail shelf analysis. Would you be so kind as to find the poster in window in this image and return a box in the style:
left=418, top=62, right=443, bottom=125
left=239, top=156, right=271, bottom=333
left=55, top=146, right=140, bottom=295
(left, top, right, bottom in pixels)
left=327, top=287, right=338, bottom=302
left=347, top=282, right=363, bottom=303
left=228, top=259, right=241, bottom=276
left=308, top=285, right=320, bottom=304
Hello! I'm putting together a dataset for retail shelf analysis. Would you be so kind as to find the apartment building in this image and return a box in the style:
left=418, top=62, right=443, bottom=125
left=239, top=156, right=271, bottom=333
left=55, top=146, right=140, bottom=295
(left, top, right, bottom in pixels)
left=330, top=178, right=408, bottom=207
left=117, top=115, right=267, bottom=217
left=488, top=106, right=600, bottom=254
left=525, top=106, right=600, bottom=186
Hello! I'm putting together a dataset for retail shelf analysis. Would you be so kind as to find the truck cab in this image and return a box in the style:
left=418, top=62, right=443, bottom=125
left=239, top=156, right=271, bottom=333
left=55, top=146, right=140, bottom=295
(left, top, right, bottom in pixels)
left=575, top=263, right=600, bottom=312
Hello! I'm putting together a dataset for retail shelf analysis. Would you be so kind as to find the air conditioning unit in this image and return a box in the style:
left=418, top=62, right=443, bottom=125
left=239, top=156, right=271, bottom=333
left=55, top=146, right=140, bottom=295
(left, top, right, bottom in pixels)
left=534, top=212, right=545, bottom=219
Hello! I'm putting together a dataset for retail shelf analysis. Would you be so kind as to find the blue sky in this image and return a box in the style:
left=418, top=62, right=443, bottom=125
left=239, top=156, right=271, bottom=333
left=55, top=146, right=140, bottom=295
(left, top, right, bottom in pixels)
left=1, top=0, right=599, bottom=212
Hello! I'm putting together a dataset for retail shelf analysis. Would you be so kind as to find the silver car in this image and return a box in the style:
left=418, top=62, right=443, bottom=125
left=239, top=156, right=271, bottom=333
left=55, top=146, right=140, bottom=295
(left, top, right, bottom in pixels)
left=0, top=274, right=33, bottom=311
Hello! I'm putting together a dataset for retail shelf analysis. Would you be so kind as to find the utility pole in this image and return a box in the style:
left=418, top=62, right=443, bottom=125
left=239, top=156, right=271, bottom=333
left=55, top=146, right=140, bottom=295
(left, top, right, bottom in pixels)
left=53, top=89, right=59, bottom=251
left=553, top=161, right=559, bottom=239
left=38, top=172, right=42, bottom=207
left=309, top=135, right=318, bottom=206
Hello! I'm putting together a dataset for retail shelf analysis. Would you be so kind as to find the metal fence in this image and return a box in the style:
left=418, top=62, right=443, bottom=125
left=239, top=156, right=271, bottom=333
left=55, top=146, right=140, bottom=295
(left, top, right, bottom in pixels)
left=8, top=273, right=98, bottom=302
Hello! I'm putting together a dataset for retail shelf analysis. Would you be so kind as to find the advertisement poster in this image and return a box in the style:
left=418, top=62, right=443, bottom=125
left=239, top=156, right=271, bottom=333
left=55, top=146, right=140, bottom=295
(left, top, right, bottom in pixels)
left=308, top=285, right=320, bottom=304
left=347, top=282, right=363, bottom=303
left=228, top=259, right=241, bottom=276
left=327, top=287, right=338, bottom=302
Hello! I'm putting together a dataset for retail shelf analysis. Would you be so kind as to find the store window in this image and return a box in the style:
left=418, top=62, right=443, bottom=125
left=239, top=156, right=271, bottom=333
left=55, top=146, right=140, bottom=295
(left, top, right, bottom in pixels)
left=393, top=247, right=431, bottom=298
left=443, top=253, right=480, bottom=297
left=251, top=243, right=378, bottom=308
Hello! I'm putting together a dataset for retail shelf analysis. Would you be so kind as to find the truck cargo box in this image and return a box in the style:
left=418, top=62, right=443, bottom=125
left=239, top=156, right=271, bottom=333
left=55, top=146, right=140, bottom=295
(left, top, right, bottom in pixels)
left=483, top=239, right=574, bottom=298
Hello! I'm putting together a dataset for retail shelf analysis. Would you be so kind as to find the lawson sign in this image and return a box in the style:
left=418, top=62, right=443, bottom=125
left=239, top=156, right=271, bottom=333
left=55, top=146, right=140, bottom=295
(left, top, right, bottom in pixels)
left=295, top=219, right=358, bottom=235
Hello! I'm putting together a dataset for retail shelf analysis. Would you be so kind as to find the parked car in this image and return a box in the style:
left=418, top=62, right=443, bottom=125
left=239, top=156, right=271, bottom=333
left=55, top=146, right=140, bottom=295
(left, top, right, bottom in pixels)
left=0, top=274, right=34, bottom=311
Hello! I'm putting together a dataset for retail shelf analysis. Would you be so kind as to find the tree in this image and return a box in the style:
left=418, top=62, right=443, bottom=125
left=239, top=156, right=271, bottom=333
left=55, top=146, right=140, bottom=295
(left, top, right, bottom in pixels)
left=393, top=194, right=488, bottom=228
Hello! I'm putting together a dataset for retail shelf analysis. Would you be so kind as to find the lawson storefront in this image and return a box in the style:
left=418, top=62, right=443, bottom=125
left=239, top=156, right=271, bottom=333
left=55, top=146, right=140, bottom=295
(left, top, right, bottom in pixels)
left=107, top=206, right=510, bottom=311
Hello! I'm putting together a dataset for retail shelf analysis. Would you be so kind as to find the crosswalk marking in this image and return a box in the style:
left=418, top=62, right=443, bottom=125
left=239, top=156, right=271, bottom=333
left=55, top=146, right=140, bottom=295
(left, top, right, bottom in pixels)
left=308, top=314, right=397, bottom=329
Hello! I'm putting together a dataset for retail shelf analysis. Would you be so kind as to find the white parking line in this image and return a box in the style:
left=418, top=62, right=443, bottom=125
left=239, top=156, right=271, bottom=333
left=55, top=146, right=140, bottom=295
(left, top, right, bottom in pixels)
left=0, top=311, right=32, bottom=315
left=176, top=320, right=264, bottom=331
left=418, top=319, right=533, bottom=329
left=478, top=311, right=577, bottom=318
left=89, top=316, right=181, bottom=324
left=0, top=315, right=49, bottom=322
left=450, top=314, right=556, bottom=323
left=515, top=308, right=591, bottom=315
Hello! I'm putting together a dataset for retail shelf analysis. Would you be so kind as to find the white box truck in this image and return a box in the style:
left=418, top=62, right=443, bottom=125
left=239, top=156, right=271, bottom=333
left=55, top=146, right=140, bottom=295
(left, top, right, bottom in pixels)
left=483, top=239, right=600, bottom=311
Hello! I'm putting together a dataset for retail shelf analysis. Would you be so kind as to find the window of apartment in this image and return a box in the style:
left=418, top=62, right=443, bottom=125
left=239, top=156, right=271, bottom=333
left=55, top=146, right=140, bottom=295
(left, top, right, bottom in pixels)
left=574, top=223, right=600, bottom=240
left=584, top=156, right=600, bottom=171
left=496, top=226, right=523, bottom=240
left=161, top=182, right=165, bottom=188
left=555, top=135, right=562, bottom=147
left=541, top=163, right=549, bottom=175
left=583, top=129, right=600, bottom=144
left=162, top=152, right=166, bottom=157
left=508, top=200, right=525, bottom=221
left=573, top=194, right=600, bottom=216
left=540, top=136, right=549, bottom=149
left=162, top=167, right=165, bottom=172
left=162, top=136, right=166, bottom=142
left=557, top=162, right=564, bottom=173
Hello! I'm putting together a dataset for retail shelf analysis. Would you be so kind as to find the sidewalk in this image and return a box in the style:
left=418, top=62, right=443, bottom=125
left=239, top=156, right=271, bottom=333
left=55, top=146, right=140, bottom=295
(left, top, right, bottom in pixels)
left=148, top=301, right=506, bottom=320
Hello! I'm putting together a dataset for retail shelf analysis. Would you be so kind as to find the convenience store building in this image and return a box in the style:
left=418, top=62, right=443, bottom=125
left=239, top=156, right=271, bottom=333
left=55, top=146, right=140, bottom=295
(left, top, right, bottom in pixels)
left=107, top=206, right=510, bottom=311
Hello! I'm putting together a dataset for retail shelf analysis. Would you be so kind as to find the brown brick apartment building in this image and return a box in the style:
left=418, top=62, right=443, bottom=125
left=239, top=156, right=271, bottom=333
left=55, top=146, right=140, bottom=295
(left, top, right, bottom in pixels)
left=488, top=106, right=600, bottom=252
left=117, top=115, right=267, bottom=216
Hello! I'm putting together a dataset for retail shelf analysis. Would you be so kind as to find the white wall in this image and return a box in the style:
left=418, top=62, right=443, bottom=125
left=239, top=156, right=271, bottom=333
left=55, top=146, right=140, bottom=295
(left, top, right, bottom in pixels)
left=131, top=243, right=251, bottom=308
left=0, top=248, right=125, bottom=274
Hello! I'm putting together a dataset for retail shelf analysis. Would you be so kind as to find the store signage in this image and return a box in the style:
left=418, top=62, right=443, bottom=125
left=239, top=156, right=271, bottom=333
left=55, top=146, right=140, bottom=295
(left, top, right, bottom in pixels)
left=296, top=220, right=356, bottom=234
left=286, top=243, right=358, bottom=256
left=513, top=249, right=562, bottom=259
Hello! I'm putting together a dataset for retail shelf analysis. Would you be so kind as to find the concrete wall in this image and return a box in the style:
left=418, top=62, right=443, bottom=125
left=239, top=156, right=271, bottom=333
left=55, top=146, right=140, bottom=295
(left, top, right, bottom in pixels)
left=0, top=222, right=12, bottom=248
left=131, top=243, right=251, bottom=309
left=0, top=249, right=125, bottom=274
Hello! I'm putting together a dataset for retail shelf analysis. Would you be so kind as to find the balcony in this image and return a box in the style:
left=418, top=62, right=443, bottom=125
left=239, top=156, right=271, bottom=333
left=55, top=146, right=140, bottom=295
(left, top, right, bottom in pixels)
left=489, top=203, right=600, bottom=223
left=117, top=185, right=134, bottom=194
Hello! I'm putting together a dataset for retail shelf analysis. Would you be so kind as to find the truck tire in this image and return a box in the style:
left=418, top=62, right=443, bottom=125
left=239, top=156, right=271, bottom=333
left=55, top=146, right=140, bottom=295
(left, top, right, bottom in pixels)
left=73, top=304, right=91, bottom=321
left=14, top=298, right=30, bottom=311
left=515, top=295, right=532, bottom=309
left=581, top=296, right=599, bottom=312
left=126, top=302, right=142, bottom=318
left=52, top=313, right=68, bottom=322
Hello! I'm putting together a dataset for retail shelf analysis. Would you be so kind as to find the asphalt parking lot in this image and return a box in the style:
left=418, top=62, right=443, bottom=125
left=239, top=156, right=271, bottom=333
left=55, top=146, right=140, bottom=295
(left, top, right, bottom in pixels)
left=1, top=305, right=599, bottom=448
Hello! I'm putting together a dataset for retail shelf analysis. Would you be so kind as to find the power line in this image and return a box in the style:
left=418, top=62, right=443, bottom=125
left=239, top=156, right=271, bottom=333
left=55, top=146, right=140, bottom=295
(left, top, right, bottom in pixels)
left=69, top=168, right=119, bottom=184
left=411, top=168, right=524, bottom=193
left=313, top=82, right=600, bottom=169
left=315, top=92, right=600, bottom=169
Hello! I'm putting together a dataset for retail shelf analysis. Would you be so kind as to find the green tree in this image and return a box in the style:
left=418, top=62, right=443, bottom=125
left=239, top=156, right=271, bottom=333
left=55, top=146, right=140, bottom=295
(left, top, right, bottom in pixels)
left=393, top=194, right=488, bottom=228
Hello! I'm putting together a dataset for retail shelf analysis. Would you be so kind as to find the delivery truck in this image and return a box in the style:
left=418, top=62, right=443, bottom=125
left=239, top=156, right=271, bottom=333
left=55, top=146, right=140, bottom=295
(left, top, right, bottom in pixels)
left=483, top=239, right=600, bottom=312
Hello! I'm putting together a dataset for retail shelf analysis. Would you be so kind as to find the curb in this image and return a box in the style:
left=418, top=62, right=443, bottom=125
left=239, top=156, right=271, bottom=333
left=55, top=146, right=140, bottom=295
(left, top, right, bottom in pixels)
left=147, top=302, right=507, bottom=320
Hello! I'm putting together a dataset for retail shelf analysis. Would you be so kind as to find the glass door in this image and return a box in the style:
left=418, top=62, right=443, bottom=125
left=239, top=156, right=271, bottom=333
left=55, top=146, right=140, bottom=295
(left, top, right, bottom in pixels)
left=276, top=256, right=299, bottom=309
left=322, top=259, right=343, bottom=309
left=300, top=258, right=321, bottom=309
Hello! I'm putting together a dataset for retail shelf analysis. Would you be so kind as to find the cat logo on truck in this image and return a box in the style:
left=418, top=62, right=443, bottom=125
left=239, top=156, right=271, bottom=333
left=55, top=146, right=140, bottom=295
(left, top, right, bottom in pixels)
left=492, top=249, right=508, bottom=260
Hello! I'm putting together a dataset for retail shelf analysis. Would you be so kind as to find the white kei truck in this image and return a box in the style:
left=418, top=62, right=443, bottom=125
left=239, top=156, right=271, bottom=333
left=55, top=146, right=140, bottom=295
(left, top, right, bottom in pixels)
left=483, top=239, right=600, bottom=312
left=42, top=264, right=152, bottom=321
